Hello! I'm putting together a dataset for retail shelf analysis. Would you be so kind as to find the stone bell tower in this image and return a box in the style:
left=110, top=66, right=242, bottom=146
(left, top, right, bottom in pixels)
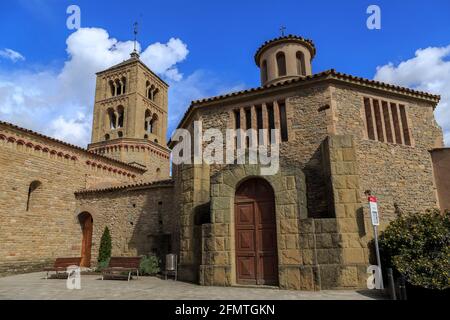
left=88, top=50, right=171, bottom=181
left=255, top=34, right=316, bottom=86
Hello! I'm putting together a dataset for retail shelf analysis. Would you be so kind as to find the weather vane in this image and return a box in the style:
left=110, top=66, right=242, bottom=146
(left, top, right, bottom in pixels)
left=133, top=21, right=139, bottom=53
left=280, top=25, right=286, bottom=37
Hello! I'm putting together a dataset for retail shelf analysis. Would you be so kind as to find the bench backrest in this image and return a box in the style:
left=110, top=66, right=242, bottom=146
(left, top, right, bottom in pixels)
left=54, top=257, right=82, bottom=268
left=108, top=257, right=142, bottom=268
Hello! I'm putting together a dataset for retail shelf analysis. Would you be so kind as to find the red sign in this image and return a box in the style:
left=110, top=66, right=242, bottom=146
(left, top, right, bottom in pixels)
left=368, top=196, right=377, bottom=203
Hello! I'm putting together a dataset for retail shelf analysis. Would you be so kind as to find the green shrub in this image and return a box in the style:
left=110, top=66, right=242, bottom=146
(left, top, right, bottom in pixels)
left=98, top=227, right=112, bottom=263
left=140, top=255, right=160, bottom=276
left=379, top=209, right=450, bottom=290
left=95, top=258, right=110, bottom=272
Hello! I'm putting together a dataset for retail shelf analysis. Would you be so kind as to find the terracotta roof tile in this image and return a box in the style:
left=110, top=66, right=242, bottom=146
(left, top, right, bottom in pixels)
left=75, top=179, right=174, bottom=194
left=0, top=120, right=146, bottom=172
left=254, top=34, right=317, bottom=65
left=169, top=69, right=440, bottom=146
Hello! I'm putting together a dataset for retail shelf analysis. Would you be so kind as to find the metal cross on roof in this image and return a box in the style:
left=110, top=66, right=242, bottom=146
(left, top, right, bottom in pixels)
left=280, top=25, right=286, bottom=37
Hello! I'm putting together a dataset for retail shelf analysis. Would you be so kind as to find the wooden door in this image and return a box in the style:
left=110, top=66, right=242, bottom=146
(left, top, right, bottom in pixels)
left=80, top=213, right=93, bottom=267
left=235, top=179, right=278, bottom=286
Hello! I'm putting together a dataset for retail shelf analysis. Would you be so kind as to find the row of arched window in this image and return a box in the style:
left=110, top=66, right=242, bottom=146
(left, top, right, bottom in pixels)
left=109, top=77, right=127, bottom=97
left=261, top=51, right=307, bottom=83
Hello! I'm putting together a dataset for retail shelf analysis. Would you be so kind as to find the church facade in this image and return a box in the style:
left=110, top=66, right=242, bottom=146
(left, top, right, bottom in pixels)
left=0, top=35, right=448, bottom=291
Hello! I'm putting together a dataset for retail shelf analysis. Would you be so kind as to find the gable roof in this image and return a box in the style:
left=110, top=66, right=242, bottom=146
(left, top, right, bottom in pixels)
left=169, top=69, right=441, bottom=147
left=0, top=120, right=146, bottom=173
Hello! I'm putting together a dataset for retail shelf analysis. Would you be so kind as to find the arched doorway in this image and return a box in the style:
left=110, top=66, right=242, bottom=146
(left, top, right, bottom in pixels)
left=235, top=178, right=278, bottom=286
left=78, top=212, right=93, bottom=267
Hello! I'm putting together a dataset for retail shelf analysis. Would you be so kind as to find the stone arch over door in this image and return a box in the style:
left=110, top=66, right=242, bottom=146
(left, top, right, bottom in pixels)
left=200, top=164, right=307, bottom=288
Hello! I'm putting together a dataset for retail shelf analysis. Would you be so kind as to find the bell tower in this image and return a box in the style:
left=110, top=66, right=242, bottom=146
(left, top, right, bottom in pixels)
left=88, top=50, right=171, bottom=181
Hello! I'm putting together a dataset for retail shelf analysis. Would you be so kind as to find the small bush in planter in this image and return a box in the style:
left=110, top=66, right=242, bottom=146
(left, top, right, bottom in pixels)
left=379, top=209, right=449, bottom=290
left=140, top=255, right=160, bottom=276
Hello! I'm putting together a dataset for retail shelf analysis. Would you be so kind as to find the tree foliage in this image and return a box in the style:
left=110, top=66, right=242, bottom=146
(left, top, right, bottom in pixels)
left=379, top=209, right=449, bottom=290
left=98, top=226, right=112, bottom=263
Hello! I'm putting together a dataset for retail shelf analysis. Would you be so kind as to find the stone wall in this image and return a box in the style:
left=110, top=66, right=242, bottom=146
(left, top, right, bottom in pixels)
left=0, top=123, right=143, bottom=276
left=331, top=84, right=442, bottom=224
left=199, top=163, right=308, bottom=289
left=75, top=181, right=175, bottom=265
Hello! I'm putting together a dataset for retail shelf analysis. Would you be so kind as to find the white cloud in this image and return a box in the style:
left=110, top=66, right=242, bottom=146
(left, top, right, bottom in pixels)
left=141, top=38, right=189, bottom=81
left=374, top=45, right=450, bottom=146
left=0, top=27, right=242, bottom=147
left=0, top=49, right=26, bottom=63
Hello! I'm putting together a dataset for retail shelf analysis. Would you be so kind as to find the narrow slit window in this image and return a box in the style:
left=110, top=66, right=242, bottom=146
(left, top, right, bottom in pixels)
left=399, top=105, right=411, bottom=146
left=234, top=110, right=241, bottom=129
left=373, top=99, right=384, bottom=142
left=391, top=103, right=402, bottom=144
left=278, top=100, right=288, bottom=142
left=267, top=103, right=275, bottom=143
left=256, top=105, right=263, bottom=144
left=245, top=108, right=252, bottom=148
left=364, top=98, right=375, bottom=140
left=382, top=101, right=393, bottom=143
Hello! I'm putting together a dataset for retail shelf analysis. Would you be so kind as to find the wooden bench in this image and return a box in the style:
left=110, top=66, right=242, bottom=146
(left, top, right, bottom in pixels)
left=44, top=257, right=82, bottom=279
left=102, top=257, right=142, bottom=281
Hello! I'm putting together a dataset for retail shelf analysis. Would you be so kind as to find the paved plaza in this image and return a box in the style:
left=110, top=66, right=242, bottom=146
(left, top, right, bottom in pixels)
left=0, top=272, right=385, bottom=300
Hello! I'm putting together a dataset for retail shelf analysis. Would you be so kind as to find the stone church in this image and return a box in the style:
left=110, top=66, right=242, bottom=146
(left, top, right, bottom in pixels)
left=1, top=35, right=449, bottom=291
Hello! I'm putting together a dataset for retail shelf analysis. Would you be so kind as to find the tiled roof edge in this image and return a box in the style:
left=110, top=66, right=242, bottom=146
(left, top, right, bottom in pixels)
left=75, top=179, right=174, bottom=195
left=0, top=120, right=146, bottom=172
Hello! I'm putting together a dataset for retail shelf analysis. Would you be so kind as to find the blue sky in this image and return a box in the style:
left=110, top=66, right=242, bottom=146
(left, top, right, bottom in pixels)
left=0, top=0, right=449, bottom=146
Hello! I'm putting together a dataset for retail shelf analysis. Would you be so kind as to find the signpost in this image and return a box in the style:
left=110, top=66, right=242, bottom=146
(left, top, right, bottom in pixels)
left=368, top=195, right=384, bottom=290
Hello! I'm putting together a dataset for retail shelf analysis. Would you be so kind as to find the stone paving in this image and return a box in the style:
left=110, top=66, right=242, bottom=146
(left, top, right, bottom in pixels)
left=0, top=272, right=385, bottom=300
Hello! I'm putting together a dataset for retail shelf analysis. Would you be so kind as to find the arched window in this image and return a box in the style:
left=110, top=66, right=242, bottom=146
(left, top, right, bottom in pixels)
left=108, top=108, right=117, bottom=130
left=105, top=134, right=110, bottom=141
left=144, top=134, right=149, bottom=139
left=150, top=114, right=158, bottom=134
left=144, top=109, right=152, bottom=133
left=115, top=79, right=122, bottom=96
left=261, top=60, right=268, bottom=83
left=26, top=180, right=42, bottom=211
left=118, top=131, right=123, bottom=138
left=296, top=51, right=306, bottom=76
left=117, top=106, right=125, bottom=128
left=121, top=77, right=127, bottom=94
left=145, top=81, right=151, bottom=99
left=109, top=80, right=115, bottom=97
left=153, top=88, right=160, bottom=103
left=276, top=52, right=287, bottom=77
